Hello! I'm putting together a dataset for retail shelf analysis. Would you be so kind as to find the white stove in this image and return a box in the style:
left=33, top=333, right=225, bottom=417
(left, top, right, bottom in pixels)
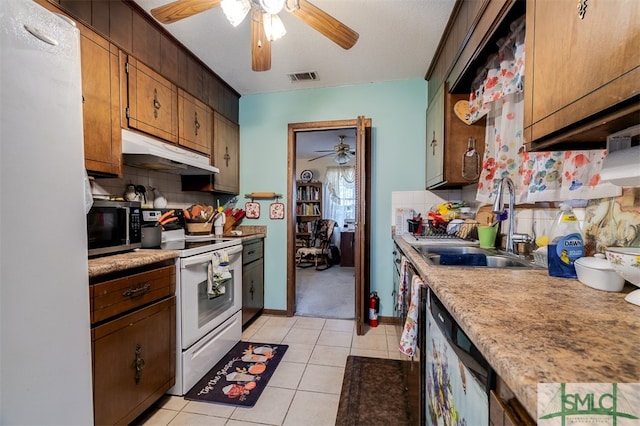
left=158, top=228, right=244, bottom=395
left=161, top=228, right=242, bottom=257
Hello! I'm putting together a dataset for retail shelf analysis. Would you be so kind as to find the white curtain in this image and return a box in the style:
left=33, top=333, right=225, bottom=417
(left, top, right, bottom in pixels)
left=323, top=166, right=356, bottom=246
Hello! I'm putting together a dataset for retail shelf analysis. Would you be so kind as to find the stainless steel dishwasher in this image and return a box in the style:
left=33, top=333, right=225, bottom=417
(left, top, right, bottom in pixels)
left=423, top=289, right=494, bottom=425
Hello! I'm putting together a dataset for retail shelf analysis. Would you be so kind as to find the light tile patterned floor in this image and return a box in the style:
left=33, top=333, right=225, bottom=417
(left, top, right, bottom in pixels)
left=135, top=315, right=405, bottom=426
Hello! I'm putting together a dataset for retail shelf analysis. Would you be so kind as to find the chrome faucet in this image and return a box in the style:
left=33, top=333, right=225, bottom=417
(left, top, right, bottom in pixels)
left=491, top=177, right=532, bottom=255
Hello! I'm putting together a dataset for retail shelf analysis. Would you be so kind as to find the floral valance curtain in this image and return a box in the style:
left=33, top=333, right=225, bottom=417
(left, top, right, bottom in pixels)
left=473, top=15, right=620, bottom=204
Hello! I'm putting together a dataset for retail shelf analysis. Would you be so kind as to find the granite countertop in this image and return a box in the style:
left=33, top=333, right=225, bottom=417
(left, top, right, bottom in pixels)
left=394, top=235, right=640, bottom=419
left=88, top=249, right=178, bottom=278
left=88, top=231, right=266, bottom=278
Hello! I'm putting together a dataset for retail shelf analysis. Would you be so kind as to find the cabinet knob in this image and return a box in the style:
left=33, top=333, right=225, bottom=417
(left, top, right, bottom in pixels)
left=153, top=88, right=161, bottom=118
left=577, top=0, right=588, bottom=19
left=134, top=344, right=145, bottom=384
left=224, top=146, right=231, bottom=167
left=431, top=130, right=437, bottom=156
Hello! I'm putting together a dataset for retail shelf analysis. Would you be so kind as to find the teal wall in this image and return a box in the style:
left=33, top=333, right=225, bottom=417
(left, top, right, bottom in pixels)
left=239, top=80, right=427, bottom=317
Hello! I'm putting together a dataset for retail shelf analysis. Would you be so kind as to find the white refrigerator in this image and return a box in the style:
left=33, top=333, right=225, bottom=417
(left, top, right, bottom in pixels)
left=0, top=0, right=94, bottom=424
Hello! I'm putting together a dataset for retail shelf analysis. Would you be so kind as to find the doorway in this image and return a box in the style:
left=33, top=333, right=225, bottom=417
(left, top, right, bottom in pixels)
left=287, top=117, right=371, bottom=335
left=294, top=128, right=357, bottom=319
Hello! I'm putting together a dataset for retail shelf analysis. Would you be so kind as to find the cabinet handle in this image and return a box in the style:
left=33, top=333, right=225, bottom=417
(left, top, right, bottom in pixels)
left=153, top=89, right=161, bottom=118
left=250, top=281, right=254, bottom=299
left=123, top=283, right=151, bottom=298
left=430, top=131, right=437, bottom=156
left=194, top=111, right=200, bottom=136
left=224, top=146, right=231, bottom=167
left=134, top=344, right=145, bottom=384
left=247, top=250, right=255, bottom=256
left=577, top=0, right=588, bottom=19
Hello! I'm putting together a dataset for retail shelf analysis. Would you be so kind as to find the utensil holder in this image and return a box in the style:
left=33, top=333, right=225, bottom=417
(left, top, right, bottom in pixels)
left=223, top=217, right=236, bottom=235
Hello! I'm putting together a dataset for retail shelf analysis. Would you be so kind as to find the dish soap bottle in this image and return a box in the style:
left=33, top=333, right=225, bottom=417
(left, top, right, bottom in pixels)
left=547, top=203, right=584, bottom=278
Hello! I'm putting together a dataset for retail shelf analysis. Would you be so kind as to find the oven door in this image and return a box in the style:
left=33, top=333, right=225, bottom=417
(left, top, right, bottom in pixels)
left=180, top=244, right=243, bottom=349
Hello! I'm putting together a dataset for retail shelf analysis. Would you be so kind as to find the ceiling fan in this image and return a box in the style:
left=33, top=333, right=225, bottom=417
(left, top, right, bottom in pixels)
left=308, top=135, right=354, bottom=164
left=149, top=0, right=359, bottom=72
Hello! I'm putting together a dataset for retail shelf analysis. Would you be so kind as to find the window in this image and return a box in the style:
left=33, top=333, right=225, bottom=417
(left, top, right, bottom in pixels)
left=324, top=166, right=356, bottom=230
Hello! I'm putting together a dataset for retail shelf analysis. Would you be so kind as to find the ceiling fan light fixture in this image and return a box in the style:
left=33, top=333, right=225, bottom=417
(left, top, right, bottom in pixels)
left=263, top=13, right=286, bottom=41
left=221, top=0, right=251, bottom=27
left=335, top=152, right=350, bottom=165
left=258, top=0, right=286, bottom=14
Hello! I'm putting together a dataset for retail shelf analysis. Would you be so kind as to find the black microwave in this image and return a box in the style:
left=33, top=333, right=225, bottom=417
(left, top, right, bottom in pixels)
left=87, top=200, right=142, bottom=257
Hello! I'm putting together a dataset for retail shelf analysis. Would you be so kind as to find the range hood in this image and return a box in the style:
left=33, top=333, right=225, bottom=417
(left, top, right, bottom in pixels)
left=121, top=129, right=219, bottom=175
left=600, top=125, right=640, bottom=187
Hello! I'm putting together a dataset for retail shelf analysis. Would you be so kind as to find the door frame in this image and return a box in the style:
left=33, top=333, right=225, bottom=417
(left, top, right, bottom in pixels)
left=286, top=117, right=371, bottom=335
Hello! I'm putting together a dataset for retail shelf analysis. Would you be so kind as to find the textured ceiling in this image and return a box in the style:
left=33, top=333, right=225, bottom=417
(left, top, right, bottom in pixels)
left=133, top=0, right=456, bottom=95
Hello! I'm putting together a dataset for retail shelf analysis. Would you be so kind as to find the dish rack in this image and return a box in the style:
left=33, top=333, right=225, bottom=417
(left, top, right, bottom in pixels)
left=421, top=218, right=479, bottom=241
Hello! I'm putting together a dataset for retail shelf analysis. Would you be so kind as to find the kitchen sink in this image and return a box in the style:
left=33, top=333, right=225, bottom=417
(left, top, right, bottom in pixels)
left=412, top=245, right=542, bottom=269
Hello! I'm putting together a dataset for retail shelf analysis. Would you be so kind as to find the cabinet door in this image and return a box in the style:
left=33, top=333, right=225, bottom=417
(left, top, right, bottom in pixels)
left=426, top=85, right=445, bottom=188
left=80, top=26, right=122, bottom=176
left=178, top=88, right=212, bottom=155
left=524, top=0, right=640, bottom=143
left=213, top=111, right=240, bottom=193
left=125, top=56, right=178, bottom=143
left=242, top=259, right=264, bottom=325
left=92, top=296, right=176, bottom=425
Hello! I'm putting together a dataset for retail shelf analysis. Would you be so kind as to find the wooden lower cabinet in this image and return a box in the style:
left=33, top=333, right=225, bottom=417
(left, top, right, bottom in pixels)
left=90, top=263, right=176, bottom=425
left=242, top=239, right=264, bottom=326
left=92, top=296, right=176, bottom=425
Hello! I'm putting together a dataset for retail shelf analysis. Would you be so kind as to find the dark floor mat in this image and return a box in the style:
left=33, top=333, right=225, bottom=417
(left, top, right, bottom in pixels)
left=184, top=341, right=287, bottom=407
left=336, top=355, right=415, bottom=426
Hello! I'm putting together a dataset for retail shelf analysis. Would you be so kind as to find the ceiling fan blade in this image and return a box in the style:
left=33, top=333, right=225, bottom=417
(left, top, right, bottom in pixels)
left=251, top=9, right=272, bottom=72
left=289, top=0, right=359, bottom=50
left=308, top=152, right=334, bottom=162
left=151, top=0, right=222, bottom=24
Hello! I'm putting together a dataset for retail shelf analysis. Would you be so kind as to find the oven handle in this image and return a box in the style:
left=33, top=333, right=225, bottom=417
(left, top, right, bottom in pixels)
left=181, top=244, right=243, bottom=268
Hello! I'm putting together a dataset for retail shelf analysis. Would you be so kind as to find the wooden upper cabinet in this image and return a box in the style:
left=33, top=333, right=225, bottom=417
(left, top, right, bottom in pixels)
left=160, top=34, right=179, bottom=83
left=524, top=0, right=640, bottom=148
left=213, top=111, right=240, bottom=194
left=80, top=24, right=122, bottom=176
left=426, top=83, right=486, bottom=189
left=132, top=12, right=161, bottom=72
left=125, top=56, right=178, bottom=143
left=178, top=89, right=212, bottom=155
left=109, top=0, right=133, bottom=53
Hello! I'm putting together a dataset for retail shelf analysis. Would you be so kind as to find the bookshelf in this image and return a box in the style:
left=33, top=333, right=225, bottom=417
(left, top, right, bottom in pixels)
left=295, top=182, right=322, bottom=248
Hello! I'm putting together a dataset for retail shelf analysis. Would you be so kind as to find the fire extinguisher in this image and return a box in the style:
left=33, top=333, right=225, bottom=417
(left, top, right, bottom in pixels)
left=369, top=292, right=380, bottom=327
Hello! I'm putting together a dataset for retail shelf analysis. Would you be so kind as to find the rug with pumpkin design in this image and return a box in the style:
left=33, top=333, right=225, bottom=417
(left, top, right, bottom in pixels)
left=185, top=341, right=288, bottom=407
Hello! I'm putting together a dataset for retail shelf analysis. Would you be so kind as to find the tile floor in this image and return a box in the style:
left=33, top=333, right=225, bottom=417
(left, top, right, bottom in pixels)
left=135, top=315, right=406, bottom=426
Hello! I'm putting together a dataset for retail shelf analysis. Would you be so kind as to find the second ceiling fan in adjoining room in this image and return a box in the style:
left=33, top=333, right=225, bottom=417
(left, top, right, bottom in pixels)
left=308, top=135, right=354, bottom=165
left=149, top=0, right=359, bottom=72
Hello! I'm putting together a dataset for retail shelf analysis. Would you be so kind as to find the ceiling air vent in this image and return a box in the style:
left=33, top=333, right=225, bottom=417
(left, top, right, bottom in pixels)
left=288, top=71, right=318, bottom=82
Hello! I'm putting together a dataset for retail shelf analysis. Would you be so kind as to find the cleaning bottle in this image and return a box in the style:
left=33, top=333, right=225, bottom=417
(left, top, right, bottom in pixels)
left=547, top=203, right=584, bottom=278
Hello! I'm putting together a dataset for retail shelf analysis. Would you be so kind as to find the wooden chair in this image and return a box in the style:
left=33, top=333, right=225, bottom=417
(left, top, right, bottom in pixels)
left=296, top=219, right=336, bottom=270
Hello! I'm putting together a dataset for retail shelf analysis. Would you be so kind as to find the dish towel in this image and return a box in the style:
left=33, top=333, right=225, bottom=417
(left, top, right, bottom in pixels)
left=207, top=250, right=231, bottom=298
left=398, top=274, right=424, bottom=357
left=397, top=256, right=409, bottom=313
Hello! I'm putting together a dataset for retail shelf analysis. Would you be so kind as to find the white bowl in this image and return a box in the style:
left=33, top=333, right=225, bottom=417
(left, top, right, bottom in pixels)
left=605, top=247, right=640, bottom=286
left=574, top=256, right=625, bottom=292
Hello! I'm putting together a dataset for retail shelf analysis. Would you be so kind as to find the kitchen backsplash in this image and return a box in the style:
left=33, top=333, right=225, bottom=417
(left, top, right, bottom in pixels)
left=92, top=166, right=231, bottom=209
left=391, top=187, right=640, bottom=254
